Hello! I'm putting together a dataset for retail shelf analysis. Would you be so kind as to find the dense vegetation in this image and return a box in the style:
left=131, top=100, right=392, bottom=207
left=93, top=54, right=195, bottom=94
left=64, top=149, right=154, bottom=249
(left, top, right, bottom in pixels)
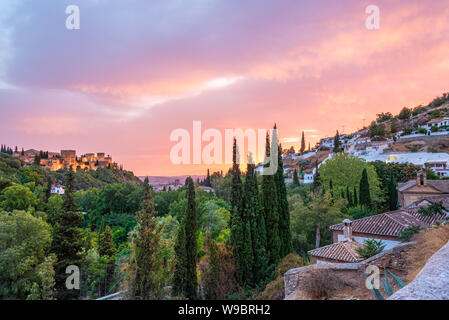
left=0, top=124, right=440, bottom=300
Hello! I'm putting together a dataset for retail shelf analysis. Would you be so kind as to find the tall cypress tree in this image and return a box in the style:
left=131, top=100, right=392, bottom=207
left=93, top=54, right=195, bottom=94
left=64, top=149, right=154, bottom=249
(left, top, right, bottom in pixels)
left=184, top=177, right=198, bottom=299
left=230, top=139, right=252, bottom=286
left=388, top=173, right=398, bottom=211
left=128, top=178, right=164, bottom=299
left=333, top=130, right=341, bottom=153
left=262, top=131, right=281, bottom=269
left=274, top=138, right=291, bottom=258
left=45, top=175, right=52, bottom=202
left=51, top=169, right=83, bottom=300
left=359, top=168, right=372, bottom=210
left=205, top=169, right=212, bottom=187
left=353, top=186, right=358, bottom=206
left=244, top=162, right=268, bottom=285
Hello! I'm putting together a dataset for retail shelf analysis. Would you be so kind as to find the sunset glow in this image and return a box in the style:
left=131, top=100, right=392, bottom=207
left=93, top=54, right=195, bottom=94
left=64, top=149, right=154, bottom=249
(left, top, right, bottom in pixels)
left=1, top=0, right=449, bottom=176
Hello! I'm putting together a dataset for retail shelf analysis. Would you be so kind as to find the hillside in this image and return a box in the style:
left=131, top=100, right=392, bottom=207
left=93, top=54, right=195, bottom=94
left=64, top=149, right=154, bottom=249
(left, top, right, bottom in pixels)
left=0, top=152, right=141, bottom=191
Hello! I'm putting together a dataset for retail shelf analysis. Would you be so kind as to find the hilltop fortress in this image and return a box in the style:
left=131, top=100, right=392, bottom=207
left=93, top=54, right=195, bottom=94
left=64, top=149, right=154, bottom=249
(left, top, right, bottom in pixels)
left=14, top=149, right=118, bottom=172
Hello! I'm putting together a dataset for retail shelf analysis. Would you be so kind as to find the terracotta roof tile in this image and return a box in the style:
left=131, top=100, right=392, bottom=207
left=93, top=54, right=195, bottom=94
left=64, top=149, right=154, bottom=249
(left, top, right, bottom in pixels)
left=330, top=206, right=446, bottom=237
left=308, top=240, right=364, bottom=262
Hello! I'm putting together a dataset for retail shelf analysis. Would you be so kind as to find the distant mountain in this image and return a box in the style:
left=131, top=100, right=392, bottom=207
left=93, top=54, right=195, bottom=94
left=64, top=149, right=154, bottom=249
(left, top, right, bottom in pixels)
left=139, top=175, right=206, bottom=185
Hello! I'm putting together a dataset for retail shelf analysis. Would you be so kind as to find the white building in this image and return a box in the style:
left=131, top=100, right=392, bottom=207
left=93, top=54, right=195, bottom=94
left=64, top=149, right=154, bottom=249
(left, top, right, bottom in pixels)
left=51, top=185, right=65, bottom=195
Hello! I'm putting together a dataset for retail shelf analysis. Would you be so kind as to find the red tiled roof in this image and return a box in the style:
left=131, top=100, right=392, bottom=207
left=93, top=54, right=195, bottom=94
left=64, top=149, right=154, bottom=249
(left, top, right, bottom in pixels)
left=308, top=240, right=364, bottom=263
left=330, top=208, right=446, bottom=237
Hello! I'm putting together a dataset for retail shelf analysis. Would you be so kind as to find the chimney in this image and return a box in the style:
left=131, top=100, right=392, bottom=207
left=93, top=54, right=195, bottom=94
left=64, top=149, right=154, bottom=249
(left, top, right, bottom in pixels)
left=343, top=219, right=353, bottom=242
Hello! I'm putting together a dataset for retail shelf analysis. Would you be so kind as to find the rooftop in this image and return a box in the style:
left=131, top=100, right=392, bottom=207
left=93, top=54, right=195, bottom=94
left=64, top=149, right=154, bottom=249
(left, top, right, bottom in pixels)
left=308, top=240, right=364, bottom=263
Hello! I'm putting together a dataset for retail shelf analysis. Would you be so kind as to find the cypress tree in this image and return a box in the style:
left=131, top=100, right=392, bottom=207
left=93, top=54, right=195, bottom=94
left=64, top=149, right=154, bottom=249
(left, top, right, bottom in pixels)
left=184, top=177, right=198, bottom=299
left=230, top=139, right=251, bottom=286
left=388, top=173, right=398, bottom=211
left=64, top=168, right=76, bottom=212
left=346, top=186, right=353, bottom=207
left=45, top=175, right=52, bottom=202
left=292, top=169, right=300, bottom=186
left=274, top=140, right=291, bottom=258
left=128, top=177, right=164, bottom=299
left=312, top=160, right=321, bottom=191
left=333, top=130, right=341, bottom=153
left=353, top=186, right=358, bottom=206
left=244, top=162, right=268, bottom=285
left=261, top=131, right=281, bottom=269
left=329, top=179, right=334, bottom=198
left=51, top=169, right=83, bottom=300
left=99, top=225, right=116, bottom=296
left=300, top=131, right=305, bottom=153
left=205, top=169, right=212, bottom=187
left=173, top=218, right=187, bottom=296
left=98, top=226, right=115, bottom=257
left=359, top=168, right=372, bottom=210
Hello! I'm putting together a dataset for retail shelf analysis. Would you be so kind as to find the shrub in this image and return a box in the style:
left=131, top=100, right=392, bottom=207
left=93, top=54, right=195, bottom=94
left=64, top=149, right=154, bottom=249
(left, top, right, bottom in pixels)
left=356, top=239, right=386, bottom=260
left=418, top=128, right=427, bottom=134
left=302, top=269, right=346, bottom=299
left=398, top=107, right=411, bottom=120
left=258, top=254, right=306, bottom=300
left=398, top=226, right=421, bottom=242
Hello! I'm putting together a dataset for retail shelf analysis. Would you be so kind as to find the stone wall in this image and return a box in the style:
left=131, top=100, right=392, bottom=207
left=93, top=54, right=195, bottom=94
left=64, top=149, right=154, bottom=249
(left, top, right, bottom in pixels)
left=284, top=242, right=413, bottom=300
left=388, top=240, right=449, bottom=300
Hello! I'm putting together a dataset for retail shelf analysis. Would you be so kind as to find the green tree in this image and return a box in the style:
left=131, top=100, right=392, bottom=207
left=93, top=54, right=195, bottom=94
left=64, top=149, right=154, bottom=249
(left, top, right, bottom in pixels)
left=173, top=217, right=187, bottom=296
left=418, top=201, right=448, bottom=216
left=369, top=121, right=385, bottom=137
left=292, top=169, right=300, bottom=186
left=183, top=177, right=198, bottom=299
left=398, top=107, right=411, bottom=120
left=244, top=162, right=268, bottom=285
left=388, top=173, right=398, bottom=211
left=98, top=226, right=116, bottom=257
left=51, top=169, right=83, bottom=300
left=289, top=192, right=347, bottom=253
left=333, top=130, right=341, bottom=153
left=0, top=210, right=56, bottom=300
left=128, top=178, right=164, bottom=299
left=274, top=142, right=292, bottom=259
left=1, top=184, right=34, bottom=211
left=390, top=118, right=398, bottom=134
left=261, top=132, right=281, bottom=268
left=359, top=168, right=372, bottom=210
left=230, top=139, right=253, bottom=286
left=319, top=153, right=383, bottom=210
left=312, top=160, right=321, bottom=191
left=63, top=169, right=76, bottom=212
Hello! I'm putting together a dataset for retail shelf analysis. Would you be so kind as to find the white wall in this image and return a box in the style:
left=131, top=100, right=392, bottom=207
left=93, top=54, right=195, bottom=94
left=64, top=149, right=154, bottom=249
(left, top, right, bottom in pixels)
left=337, top=234, right=400, bottom=250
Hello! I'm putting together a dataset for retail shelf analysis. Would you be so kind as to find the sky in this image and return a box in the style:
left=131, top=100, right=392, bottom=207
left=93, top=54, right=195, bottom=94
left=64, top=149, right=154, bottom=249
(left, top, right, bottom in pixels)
left=1, top=0, right=449, bottom=176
